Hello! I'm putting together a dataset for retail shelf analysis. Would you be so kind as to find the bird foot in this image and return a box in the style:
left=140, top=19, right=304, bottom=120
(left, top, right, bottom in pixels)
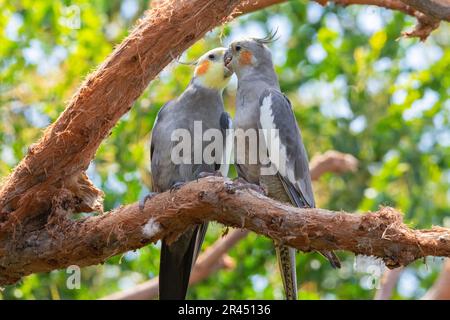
left=170, top=181, right=185, bottom=193
left=224, top=181, right=266, bottom=195
left=139, top=192, right=158, bottom=211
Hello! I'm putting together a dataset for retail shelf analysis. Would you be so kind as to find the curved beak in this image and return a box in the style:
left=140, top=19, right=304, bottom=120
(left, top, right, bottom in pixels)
left=224, top=66, right=233, bottom=78
left=224, top=49, right=233, bottom=72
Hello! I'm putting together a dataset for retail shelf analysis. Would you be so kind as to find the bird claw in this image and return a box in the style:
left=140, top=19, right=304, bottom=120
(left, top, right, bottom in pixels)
left=139, top=192, right=158, bottom=211
left=170, top=182, right=185, bottom=193
left=224, top=181, right=266, bottom=195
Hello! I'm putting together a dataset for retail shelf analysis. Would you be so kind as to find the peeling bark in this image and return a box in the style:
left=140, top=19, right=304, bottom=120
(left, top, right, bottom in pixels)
left=1, top=0, right=449, bottom=287
left=2, top=177, right=450, bottom=286
left=0, top=0, right=243, bottom=235
left=101, top=151, right=355, bottom=300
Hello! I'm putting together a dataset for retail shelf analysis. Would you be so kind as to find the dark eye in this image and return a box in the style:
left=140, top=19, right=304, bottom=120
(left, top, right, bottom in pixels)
left=208, top=54, right=215, bottom=60
left=235, top=45, right=241, bottom=52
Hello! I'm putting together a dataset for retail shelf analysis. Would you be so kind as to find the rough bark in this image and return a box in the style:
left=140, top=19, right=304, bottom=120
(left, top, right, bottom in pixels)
left=0, top=0, right=243, bottom=235
left=1, top=0, right=449, bottom=286
left=101, top=150, right=355, bottom=300
left=2, top=177, right=450, bottom=285
left=0, top=150, right=357, bottom=285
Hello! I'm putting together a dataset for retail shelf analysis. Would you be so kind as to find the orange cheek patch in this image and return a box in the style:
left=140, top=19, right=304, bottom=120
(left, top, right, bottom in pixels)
left=195, top=60, right=210, bottom=76
left=239, top=50, right=253, bottom=65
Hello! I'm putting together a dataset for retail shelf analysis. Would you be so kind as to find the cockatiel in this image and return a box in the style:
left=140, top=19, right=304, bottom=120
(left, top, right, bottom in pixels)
left=224, top=36, right=340, bottom=300
left=147, top=47, right=233, bottom=299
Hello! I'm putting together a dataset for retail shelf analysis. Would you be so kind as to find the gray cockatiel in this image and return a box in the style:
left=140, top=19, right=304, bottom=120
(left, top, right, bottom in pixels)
left=147, top=48, right=233, bottom=299
left=224, top=36, right=340, bottom=300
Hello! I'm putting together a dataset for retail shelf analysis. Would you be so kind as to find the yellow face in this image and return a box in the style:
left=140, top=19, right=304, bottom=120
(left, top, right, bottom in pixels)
left=194, top=48, right=233, bottom=90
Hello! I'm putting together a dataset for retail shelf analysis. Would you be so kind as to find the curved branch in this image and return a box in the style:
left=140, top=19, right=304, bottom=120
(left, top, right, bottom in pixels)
left=0, top=0, right=243, bottom=233
left=399, top=0, right=450, bottom=21
left=1, top=177, right=450, bottom=286
left=0, top=0, right=446, bottom=242
left=0, top=0, right=449, bottom=288
left=316, top=0, right=443, bottom=40
left=238, top=0, right=446, bottom=40
left=102, top=229, right=247, bottom=300
left=310, top=151, right=358, bottom=180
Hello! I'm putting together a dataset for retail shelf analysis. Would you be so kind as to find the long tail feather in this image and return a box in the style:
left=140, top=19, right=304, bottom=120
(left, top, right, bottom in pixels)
left=159, top=223, right=207, bottom=300
left=275, top=245, right=297, bottom=300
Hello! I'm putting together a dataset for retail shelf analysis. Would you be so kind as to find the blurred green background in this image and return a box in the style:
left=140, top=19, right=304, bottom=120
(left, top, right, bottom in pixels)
left=0, top=0, right=449, bottom=299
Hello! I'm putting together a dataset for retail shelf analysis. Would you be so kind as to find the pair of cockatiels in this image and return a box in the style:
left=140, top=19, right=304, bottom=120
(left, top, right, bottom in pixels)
left=147, top=36, right=340, bottom=300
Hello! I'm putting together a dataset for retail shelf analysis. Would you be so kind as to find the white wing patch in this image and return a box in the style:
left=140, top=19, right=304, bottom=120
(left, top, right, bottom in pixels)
left=259, top=94, right=288, bottom=178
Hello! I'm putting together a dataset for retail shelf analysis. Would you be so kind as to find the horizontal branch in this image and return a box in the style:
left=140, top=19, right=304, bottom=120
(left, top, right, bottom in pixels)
left=0, top=0, right=448, bottom=287
left=101, top=150, right=357, bottom=300
left=0, top=0, right=445, bottom=254
left=237, top=0, right=446, bottom=40
left=2, top=177, right=450, bottom=286
left=0, top=150, right=355, bottom=285
left=102, top=229, right=248, bottom=300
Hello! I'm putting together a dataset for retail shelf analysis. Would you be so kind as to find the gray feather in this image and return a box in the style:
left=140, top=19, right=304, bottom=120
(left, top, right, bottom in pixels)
left=258, top=88, right=315, bottom=208
left=151, top=82, right=225, bottom=299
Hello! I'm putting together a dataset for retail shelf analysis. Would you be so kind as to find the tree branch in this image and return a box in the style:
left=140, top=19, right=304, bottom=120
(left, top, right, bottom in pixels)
left=374, top=267, right=403, bottom=300
left=399, top=0, right=450, bottom=21
left=310, top=150, right=358, bottom=180
left=316, top=0, right=444, bottom=40
left=0, top=0, right=243, bottom=234
left=101, top=229, right=248, bottom=300
left=421, top=258, right=450, bottom=300
left=0, top=150, right=358, bottom=286
left=101, top=150, right=356, bottom=300
left=2, top=177, right=450, bottom=286
left=1, top=0, right=449, bottom=287
left=237, top=0, right=447, bottom=40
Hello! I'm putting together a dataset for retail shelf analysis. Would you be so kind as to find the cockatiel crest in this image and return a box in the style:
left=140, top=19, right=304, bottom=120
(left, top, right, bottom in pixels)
left=224, top=33, right=278, bottom=78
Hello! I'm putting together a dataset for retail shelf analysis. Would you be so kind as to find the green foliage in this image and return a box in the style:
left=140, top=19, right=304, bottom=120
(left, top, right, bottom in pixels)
left=0, top=0, right=449, bottom=300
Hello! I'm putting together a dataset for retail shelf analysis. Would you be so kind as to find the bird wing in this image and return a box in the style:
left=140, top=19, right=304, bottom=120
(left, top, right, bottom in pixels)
left=218, top=112, right=233, bottom=177
left=258, top=88, right=315, bottom=208
left=258, top=89, right=340, bottom=269
left=150, top=101, right=174, bottom=193
left=152, top=97, right=230, bottom=298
